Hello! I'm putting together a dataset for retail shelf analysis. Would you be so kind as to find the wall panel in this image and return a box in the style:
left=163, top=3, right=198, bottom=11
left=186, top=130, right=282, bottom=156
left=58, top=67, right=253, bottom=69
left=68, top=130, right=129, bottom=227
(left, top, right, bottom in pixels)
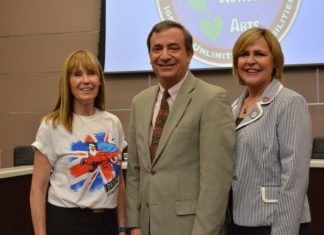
left=0, top=33, right=99, bottom=74
left=105, top=74, right=153, bottom=109
left=0, top=73, right=59, bottom=112
left=0, top=0, right=100, bottom=36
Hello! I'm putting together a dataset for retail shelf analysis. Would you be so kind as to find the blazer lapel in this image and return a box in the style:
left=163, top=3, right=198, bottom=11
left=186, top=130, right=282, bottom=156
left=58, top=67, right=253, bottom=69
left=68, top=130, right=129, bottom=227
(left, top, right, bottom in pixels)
left=235, top=103, right=263, bottom=130
left=152, top=73, right=196, bottom=164
left=233, top=79, right=284, bottom=131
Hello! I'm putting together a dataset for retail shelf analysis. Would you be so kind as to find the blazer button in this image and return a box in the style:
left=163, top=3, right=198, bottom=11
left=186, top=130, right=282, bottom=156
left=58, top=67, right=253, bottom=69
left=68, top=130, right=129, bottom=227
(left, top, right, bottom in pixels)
left=146, top=203, right=149, bottom=208
left=151, top=170, right=156, bottom=175
left=233, top=175, right=238, bottom=181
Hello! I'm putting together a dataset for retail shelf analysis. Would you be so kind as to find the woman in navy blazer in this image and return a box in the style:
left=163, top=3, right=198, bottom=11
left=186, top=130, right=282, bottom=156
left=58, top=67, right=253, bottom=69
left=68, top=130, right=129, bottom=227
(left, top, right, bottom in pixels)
left=227, top=27, right=312, bottom=235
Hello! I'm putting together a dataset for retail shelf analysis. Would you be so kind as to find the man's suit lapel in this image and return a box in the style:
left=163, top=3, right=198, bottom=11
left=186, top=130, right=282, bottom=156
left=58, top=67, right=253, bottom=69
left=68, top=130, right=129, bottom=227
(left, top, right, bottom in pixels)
left=152, top=73, right=196, bottom=165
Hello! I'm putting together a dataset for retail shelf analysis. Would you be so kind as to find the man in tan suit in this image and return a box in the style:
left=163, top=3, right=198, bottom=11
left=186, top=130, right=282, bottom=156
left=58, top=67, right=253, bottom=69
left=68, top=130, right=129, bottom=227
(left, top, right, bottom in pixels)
left=126, top=20, right=235, bottom=235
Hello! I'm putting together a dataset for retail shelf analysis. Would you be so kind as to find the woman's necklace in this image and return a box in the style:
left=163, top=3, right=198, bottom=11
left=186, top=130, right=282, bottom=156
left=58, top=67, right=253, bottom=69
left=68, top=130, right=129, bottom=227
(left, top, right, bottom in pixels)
left=241, top=96, right=259, bottom=115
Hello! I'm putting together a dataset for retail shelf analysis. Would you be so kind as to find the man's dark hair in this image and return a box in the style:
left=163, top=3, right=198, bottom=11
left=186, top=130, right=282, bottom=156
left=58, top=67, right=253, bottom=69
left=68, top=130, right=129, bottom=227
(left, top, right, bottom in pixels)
left=146, top=20, right=193, bottom=54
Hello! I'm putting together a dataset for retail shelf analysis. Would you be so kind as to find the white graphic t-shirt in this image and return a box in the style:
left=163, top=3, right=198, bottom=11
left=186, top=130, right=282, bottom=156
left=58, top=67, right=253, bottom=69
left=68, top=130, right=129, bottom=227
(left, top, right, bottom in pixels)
left=32, top=109, right=124, bottom=209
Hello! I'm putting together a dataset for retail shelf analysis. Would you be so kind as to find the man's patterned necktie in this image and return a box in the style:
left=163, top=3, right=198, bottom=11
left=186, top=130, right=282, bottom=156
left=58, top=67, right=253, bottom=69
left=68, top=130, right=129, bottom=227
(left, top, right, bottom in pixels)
left=150, top=90, right=170, bottom=161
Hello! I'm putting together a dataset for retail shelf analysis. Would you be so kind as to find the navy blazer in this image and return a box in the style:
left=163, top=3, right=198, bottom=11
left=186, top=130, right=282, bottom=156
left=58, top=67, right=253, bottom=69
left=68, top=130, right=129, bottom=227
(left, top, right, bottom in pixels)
left=231, top=79, right=312, bottom=235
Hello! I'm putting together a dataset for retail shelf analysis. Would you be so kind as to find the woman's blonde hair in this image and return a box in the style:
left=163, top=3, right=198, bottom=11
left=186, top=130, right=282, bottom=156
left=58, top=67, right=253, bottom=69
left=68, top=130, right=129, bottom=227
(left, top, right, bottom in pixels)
left=232, top=27, right=284, bottom=85
left=43, top=49, right=106, bottom=132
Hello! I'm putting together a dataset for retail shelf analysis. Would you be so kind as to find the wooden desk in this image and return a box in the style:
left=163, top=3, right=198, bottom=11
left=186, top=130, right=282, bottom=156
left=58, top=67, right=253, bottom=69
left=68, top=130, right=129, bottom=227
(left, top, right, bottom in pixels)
left=0, top=166, right=34, bottom=235
left=308, top=161, right=324, bottom=235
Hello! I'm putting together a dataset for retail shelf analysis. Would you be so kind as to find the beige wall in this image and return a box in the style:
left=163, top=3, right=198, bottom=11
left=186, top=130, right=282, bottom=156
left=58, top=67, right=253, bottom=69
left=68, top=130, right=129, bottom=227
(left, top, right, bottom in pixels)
left=0, top=0, right=323, bottom=167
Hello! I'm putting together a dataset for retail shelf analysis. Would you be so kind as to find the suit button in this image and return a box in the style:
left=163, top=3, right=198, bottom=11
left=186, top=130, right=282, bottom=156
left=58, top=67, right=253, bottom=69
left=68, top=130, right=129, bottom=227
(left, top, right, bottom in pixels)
left=151, top=170, right=156, bottom=175
left=146, top=203, right=149, bottom=208
left=233, top=175, right=238, bottom=180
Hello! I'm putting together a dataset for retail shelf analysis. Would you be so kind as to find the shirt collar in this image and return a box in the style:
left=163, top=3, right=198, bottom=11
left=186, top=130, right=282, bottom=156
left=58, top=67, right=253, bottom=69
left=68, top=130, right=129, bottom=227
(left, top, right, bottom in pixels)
left=158, top=71, right=188, bottom=102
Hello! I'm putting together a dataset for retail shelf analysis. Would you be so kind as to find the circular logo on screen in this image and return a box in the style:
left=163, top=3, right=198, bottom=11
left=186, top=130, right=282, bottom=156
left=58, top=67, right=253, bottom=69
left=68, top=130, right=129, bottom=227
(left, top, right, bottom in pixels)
left=156, top=0, right=301, bottom=67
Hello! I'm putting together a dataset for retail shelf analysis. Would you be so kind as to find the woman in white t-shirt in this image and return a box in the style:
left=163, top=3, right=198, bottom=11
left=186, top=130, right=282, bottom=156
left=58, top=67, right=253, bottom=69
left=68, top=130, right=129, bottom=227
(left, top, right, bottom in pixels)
left=30, top=50, right=127, bottom=235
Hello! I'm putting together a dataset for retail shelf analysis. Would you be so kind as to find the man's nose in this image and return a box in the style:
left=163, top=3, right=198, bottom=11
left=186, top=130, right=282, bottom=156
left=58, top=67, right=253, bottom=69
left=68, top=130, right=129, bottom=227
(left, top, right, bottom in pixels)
left=160, top=48, right=171, bottom=59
